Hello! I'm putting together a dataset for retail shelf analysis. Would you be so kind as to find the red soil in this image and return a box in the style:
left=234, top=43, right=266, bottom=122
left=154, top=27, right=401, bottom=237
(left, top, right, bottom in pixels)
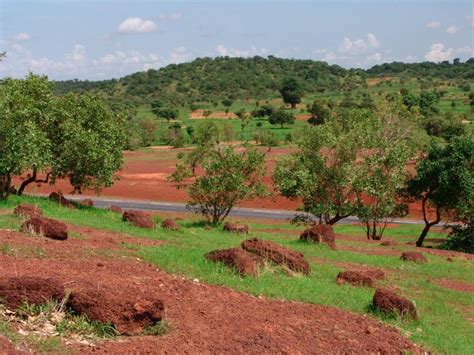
left=16, top=147, right=432, bottom=219
left=0, top=227, right=421, bottom=353
left=435, top=278, right=474, bottom=294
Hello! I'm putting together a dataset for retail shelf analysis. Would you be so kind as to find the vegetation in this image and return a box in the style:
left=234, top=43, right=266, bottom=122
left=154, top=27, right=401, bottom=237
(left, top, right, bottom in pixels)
left=405, top=136, right=474, bottom=247
left=0, top=74, right=125, bottom=199
left=170, top=144, right=268, bottom=224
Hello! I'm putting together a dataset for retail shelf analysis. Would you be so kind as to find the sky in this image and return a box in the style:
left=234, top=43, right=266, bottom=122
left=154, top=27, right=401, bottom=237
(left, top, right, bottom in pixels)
left=1, top=0, right=473, bottom=80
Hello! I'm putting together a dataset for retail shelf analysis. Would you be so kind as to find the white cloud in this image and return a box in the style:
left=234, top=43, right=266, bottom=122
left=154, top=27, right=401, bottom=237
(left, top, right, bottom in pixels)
left=424, top=43, right=453, bottom=62
left=426, top=21, right=441, bottom=28
left=339, top=33, right=379, bottom=54
left=71, top=44, right=86, bottom=64
left=216, top=44, right=268, bottom=57
left=446, top=26, right=459, bottom=34
left=367, top=33, right=380, bottom=48
left=117, top=17, right=158, bottom=34
left=158, top=13, right=182, bottom=21
left=456, top=46, right=473, bottom=55
left=313, top=48, right=337, bottom=62
left=367, top=52, right=382, bottom=63
left=12, top=32, right=30, bottom=42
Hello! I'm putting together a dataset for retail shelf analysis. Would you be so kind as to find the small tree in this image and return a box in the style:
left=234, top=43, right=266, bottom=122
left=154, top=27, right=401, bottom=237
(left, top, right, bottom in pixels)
left=170, top=145, right=268, bottom=224
left=222, top=98, right=233, bottom=115
left=153, top=107, right=179, bottom=122
left=405, top=136, right=474, bottom=247
left=279, top=78, right=303, bottom=109
left=162, top=123, right=184, bottom=148
left=308, top=100, right=330, bottom=125
left=268, top=109, right=295, bottom=128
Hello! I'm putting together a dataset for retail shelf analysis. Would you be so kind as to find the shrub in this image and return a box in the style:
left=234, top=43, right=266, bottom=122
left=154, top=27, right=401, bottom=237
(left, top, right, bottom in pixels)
left=441, top=219, right=474, bottom=254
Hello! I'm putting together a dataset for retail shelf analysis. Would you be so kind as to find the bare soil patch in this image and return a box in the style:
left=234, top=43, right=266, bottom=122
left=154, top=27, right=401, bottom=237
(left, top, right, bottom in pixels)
left=189, top=110, right=237, bottom=119
left=435, top=278, right=474, bottom=294
left=0, top=227, right=420, bottom=353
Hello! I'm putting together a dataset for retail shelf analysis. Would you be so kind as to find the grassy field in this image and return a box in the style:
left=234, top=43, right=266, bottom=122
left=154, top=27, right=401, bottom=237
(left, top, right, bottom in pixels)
left=0, top=195, right=473, bottom=353
left=133, top=78, right=472, bottom=146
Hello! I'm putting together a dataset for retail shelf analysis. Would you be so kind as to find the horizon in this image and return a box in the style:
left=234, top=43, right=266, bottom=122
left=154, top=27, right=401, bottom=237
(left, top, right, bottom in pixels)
left=1, top=0, right=473, bottom=80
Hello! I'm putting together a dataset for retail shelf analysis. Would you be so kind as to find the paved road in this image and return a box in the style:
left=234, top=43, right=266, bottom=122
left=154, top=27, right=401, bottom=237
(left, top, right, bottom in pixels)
left=63, top=195, right=429, bottom=226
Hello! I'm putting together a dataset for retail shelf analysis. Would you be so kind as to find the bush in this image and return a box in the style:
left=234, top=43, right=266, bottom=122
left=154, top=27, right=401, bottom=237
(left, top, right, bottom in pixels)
left=441, top=219, right=474, bottom=254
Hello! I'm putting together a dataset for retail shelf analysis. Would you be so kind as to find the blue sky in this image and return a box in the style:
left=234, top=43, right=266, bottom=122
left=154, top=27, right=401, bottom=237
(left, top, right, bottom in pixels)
left=1, top=0, right=472, bottom=80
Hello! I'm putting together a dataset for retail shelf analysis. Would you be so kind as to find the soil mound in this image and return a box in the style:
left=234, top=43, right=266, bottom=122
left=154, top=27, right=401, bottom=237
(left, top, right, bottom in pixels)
left=205, top=248, right=261, bottom=277
left=48, top=192, right=76, bottom=209
left=372, top=288, right=417, bottom=319
left=241, top=238, right=310, bottom=274
left=401, top=252, right=428, bottom=263
left=68, top=289, right=164, bottom=335
left=224, top=222, right=249, bottom=234
left=336, top=270, right=384, bottom=287
left=21, top=217, right=68, bottom=240
left=109, top=205, right=122, bottom=214
left=79, top=199, right=94, bottom=207
left=300, top=224, right=336, bottom=249
left=0, top=277, right=65, bottom=309
left=380, top=241, right=396, bottom=246
left=162, top=219, right=180, bottom=230
left=13, top=204, right=43, bottom=219
left=123, top=210, right=155, bottom=229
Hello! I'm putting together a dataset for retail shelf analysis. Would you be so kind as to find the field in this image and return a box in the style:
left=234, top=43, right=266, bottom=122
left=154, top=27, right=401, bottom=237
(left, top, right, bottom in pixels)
left=0, top=195, right=472, bottom=353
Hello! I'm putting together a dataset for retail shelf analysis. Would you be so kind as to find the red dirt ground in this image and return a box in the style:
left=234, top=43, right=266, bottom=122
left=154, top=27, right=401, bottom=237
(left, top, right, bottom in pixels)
left=0, top=226, right=421, bottom=353
left=16, top=146, right=433, bottom=219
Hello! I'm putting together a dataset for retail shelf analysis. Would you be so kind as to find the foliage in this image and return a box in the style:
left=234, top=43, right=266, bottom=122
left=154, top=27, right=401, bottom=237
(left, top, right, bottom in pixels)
left=405, top=135, right=474, bottom=246
left=251, top=104, right=275, bottom=118
left=162, top=123, right=184, bottom=147
left=169, top=144, right=268, bottom=224
left=253, top=129, right=279, bottom=151
left=279, top=77, right=304, bottom=109
left=307, top=99, right=331, bottom=125
left=152, top=107, right=179, bottom=122
left=268, top=109, right=295, bottom=128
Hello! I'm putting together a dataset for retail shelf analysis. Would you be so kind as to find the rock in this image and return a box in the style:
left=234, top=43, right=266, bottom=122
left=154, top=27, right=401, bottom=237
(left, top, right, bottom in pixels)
left=0, top=277, right=65, bottom=309
left=300, top=224, right=336, bottom=249
left=123, top=210, right=155, bottom=229
left=223, top=222, right=249, bottom=234
left=21, top=217, right=68, bottom=240
left=13, top=204, right=43, bottom=219
left=336, top=270, right=385, bottom=287
left=241, top=238, right=310, bottom=275
left=161, top=219, right=180, bottom=230
left=205, top=248, right=261, bottom=277
left=109, top=205, right=122, bottom=214
left=68, top=289, right=164, bottom=335
left=49, top=192, right=76, bottom=209
left=372, top=288, right=417, bottom=319
left=401, top=252, right=428, bottom=264
left=79, top=199, right=94, bottom=207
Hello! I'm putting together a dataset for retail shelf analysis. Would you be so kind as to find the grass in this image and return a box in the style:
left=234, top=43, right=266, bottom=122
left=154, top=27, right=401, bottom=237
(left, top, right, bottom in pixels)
left=0, top=195, right=473, bottom=353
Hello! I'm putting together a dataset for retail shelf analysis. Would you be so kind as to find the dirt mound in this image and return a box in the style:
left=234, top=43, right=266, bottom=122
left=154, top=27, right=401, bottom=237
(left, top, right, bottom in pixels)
left=300, top=224, right=336, bottom=249
left=224, top=222, right=249, bottom=234
left=0, top=277, right=65, bottom=309
left=49, top=192, right=76, bottom=208
left=380, top=241, right=397, bottom=246
left=336, top=270, right=385, bottom=287
left=0, top=335, right=23, bottom=354
left=108, top=205, right=122, bottom=214
left=79, top=199, right=94, bottom=207
left=21, top=217, right=68, bottom=240
left=401, top=252, right=428, bottom=263
left=205, top=248, right=261, bottom=277
left=372, top=288, right=417, bottom=319
left=123, top=210, right=155, bottom=229
left=13, top=204, right=43, bottom=219
left=68, top=289, right=164, bottom=335
left=161, top=219, right=180, bottom=230
left=241, top=238, right=310, bottom=274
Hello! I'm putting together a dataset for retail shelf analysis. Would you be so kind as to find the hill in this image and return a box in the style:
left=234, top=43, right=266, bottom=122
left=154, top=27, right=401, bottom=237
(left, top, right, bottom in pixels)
left=53, top=56, right=474, bottom=107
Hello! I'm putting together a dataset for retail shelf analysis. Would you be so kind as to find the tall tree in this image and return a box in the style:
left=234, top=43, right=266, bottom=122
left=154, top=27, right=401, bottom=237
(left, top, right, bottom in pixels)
left=279, top=78, right=303, bottom=109
left=405, top=136, right=474, bottom=247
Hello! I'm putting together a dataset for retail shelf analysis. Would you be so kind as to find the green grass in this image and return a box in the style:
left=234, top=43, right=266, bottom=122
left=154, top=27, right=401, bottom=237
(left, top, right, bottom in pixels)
left=0, top=195, right=473, bottom=353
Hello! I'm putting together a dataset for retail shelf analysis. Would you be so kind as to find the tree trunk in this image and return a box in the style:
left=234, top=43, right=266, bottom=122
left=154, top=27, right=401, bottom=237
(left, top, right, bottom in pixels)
left=291, top=103, right=296, bottom=109
left=416, top=196, right=441, bottom=247
left=0, top=173, right=12, bottom=200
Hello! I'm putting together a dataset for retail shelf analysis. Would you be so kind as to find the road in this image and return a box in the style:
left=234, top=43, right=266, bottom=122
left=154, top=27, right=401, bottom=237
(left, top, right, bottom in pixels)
left=63, top=195, right=429, bottom=226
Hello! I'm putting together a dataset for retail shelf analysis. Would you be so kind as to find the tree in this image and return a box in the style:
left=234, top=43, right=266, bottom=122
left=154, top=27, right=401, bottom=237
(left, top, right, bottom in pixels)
left=162, top=123, right=184, bottom=148
left=251, top=104, right=275, bottom=119
left=405, top=136, right=474, bottom=247
left=353, top=102, right=415, bottom=240
left=273, top=109, right=367, bottom=225
left=169, top=144, right=268, bottom=224
left=137, top=117, right=157, bottom=146
left=268, top=109, right=295, bottom=128
left=308, top=100, right=330, bottom=125
left=253, top=129, right=279, bottom=151
left=279, top=78, right=303, bottom=109
left=153, top=107, right=179, bottom=122
left=222, top=98, right=233, bottom=115
left=0, top=74, right=52, bottom=199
